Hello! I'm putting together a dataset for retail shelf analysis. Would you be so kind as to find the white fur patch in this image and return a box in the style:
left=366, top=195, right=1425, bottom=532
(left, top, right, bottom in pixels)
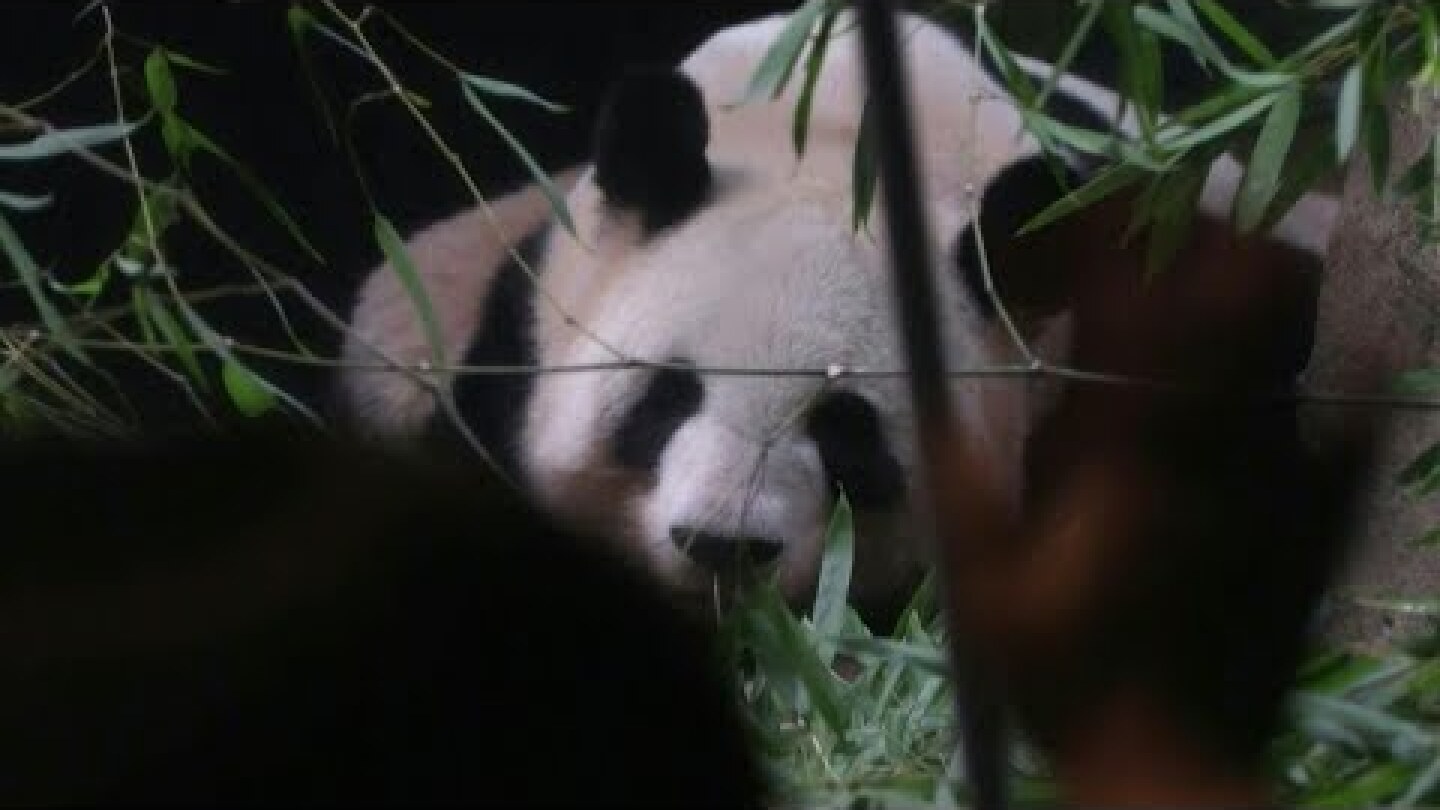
left=642, top=416, right=829, bottom=594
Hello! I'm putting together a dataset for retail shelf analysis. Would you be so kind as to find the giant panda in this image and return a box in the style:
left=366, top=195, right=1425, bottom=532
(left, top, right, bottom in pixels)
left=339, top=9, right=1336, bottom=619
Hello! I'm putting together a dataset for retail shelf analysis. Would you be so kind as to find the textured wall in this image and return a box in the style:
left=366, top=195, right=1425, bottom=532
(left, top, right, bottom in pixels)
left=1308, top=90, right=1440, bottom=648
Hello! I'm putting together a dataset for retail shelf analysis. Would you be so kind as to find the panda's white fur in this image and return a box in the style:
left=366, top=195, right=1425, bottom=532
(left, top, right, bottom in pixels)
left=520, top=11, right=1095, bottom=604
left=339, top=10, right=1337, bottom=612
left=339, top=168, right=581, bottom=435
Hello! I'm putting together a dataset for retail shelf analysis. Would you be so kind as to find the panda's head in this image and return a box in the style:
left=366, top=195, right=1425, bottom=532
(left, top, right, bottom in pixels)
left=342, top=11, right=1334, bottom=618
left=517, top=13, right=1094, bottom=612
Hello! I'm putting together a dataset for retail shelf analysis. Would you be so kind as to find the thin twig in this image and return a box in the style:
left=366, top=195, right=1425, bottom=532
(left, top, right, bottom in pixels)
left=965, top=2, right=1040, bottom=370
left=15, top=39, right=107, bottom=112
left=99, top=3, right=219, bottom=428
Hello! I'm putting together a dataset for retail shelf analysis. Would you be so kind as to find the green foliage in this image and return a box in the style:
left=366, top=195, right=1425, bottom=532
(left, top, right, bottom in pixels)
left=758, top=0, right=1439, bottom=261
left=0, top=210, right=85, bottom=363
left=732, top=3, right=1440, bottom=806
left=458, top=80, right=576, bottom=238
left=0, top=16, right=344, bottom=428
left=721, top=500, right=997, bottom=808
left=374, top=213, right=446, bottom=370
left=728, top=500, right=1440, bottom=808
left=742, top=0, right=840, bottom=108
left=0, top=1, right=585, bottom=433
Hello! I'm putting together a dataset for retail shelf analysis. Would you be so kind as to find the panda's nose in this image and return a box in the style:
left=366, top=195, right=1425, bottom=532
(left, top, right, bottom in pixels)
left=670, top=527, right=784, bottom=571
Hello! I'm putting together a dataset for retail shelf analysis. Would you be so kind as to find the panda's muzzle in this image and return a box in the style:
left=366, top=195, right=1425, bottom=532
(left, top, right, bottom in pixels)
left=670, top=527, right=784, bottom=573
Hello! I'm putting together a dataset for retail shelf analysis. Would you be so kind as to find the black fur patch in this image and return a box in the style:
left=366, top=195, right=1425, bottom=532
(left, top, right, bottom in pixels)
left=954, top=155, right=1085, bottom=320
left=425, top=227, right=547, bottom=476
left=1282, top=268, right=1321, bottom=380
left=956, top=45, right=1119, bottom=321
left=592, top=67, right=712, bottom=235
left=806, top=391, right=907, bottom=511
left=612, top=362, right=704, bottom=473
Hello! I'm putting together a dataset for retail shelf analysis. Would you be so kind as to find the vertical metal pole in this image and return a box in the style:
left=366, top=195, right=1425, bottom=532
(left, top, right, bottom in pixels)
left=852, top=2, right=1008, bottom=808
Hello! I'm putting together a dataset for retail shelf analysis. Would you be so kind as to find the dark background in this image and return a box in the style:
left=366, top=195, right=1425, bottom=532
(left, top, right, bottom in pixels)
left=0, top=1, right=1328, bottom=433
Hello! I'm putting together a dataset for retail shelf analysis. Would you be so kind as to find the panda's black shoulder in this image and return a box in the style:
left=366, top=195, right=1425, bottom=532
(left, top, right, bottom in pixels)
left=426, top=223, right=550, bottom=476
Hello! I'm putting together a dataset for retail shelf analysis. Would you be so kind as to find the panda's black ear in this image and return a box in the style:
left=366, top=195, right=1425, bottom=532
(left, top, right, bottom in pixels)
left=958, top=156, right=1324, bottom=382
left=592, top=66, right=711, bottom=234
left=955, top=155, right=1091, bottom=330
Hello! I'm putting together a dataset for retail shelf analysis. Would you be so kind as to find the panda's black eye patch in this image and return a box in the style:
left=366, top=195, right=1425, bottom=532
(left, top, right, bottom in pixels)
left=612, top=364, right=704, bottom=472
left=805, top=391, right=906, bottom=510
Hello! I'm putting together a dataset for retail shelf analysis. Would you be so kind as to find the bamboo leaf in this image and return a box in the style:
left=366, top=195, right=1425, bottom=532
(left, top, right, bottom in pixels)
left=144, top=48, right=178, bottom=114
left=1422, top=1, right=1439, bottom=66
left=287, top=4, right=315, bottom=38
left=1305, top=761, right=1412, bottom=807
left=1256, top=126, right=1339, bottom=236
left=1395, top=143, right=1437, bottom=197
left=0, top=190, right=54, bottom=212
left=891, top=570, right=937, bottom=638
left=140, top=286, right=206, bottom=387
left=180, top=122, right=324, bottom=263
left=1021, top=113, right=1113, bottom=156
left=1337, top=62, right=1363, bottom=161
left=1017, top=163, right=1146, bottom=236
left=174, top=296, right=320, bottom=424
left=1140, top=2, right=1291, bottom=88
left=0, top=210, right=85, bottom=363
left=1194, top=0, right=1277, bottom=66
left=791, top=3, right=836, bottom=156
left=851, top=98, right=877, bottom=232
left=1033, top=0, right=1104, bottom=114
left=0, top=120, right=143, bottom=161
left=742, top=0, right=831, bottom=104
left=1351, top=595, right=1440, bottom=614
left=1145, top=159, right=1209, bottom=276
left=1411, top=518, right=1440, bottom=544
left=1395, top=366, right=1440, bottom=394
left=1236, top=82, right=1301, bottom=233
left=1102, top=1, right=1162, bottom=137
left=749, top=586, right=849, bottom=734
left=836, top=636, right=951, bottom=679
left=131, top=286, right=159, bottom=348
left=46, top=262, right=109, bottom=299
left=976, top=6, right=1039, bottom=107
left=294, top=10, right=374, bottom=66
left=811, top=491, right=854, bottom=660
left=461, top=81, right=576, bottom=238
left=161, top=48, right=227, bottom=76
left=460, top=73, right=569, bottom=114
left=1164, top=90, right=1278, bottom=151
left=160, top=115, right=192, bottom=169
left=222, top=360, right=278, bottom=417
left=374, top=213, right=445, bottom=370
left=287, top=5, right=341, bottom=146
left=1399, top=440, right=1440, bottom=489
left=1136, top=5, right=1213, bottom=66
